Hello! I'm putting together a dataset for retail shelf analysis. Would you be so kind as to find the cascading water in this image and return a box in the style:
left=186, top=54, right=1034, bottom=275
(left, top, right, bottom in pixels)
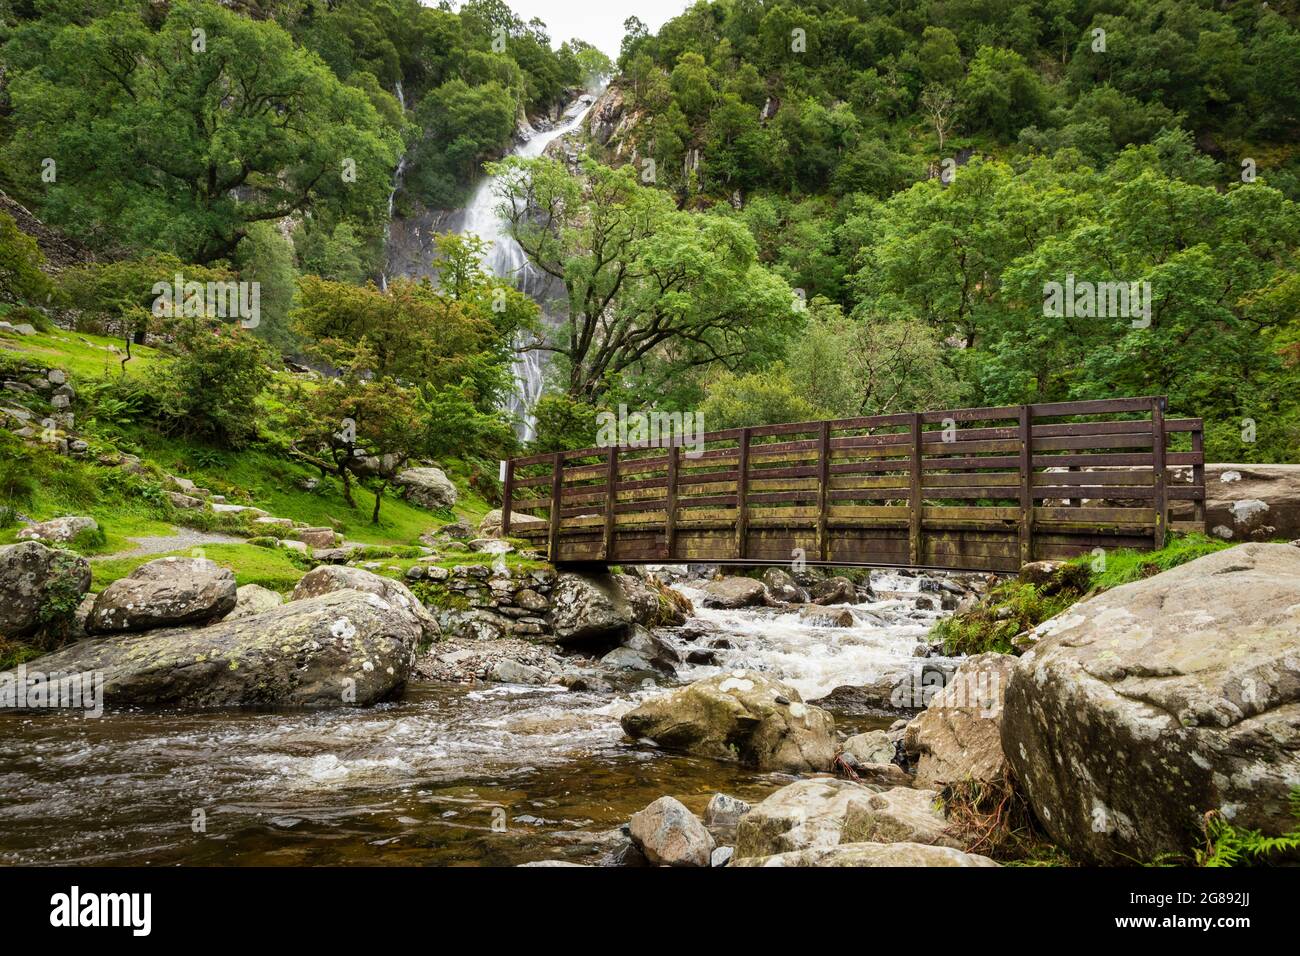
left=379, top=80, right=408, bottom=294
left=454, top=97, right=594, bottom=441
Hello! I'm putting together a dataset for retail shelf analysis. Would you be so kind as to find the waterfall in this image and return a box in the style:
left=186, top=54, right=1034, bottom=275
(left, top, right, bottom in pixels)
left=457, top=98, right=593, bottom=442
left=379, top=91, right=594, bottom=441
left=379, top=80, right=409, bottom=293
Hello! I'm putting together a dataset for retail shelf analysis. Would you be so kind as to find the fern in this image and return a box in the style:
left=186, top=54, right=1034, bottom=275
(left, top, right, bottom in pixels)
left=1196, top=789, right=1300, bottom=866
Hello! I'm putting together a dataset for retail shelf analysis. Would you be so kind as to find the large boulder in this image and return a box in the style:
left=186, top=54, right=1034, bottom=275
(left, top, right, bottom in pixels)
left=1200, top=464, right=1300, bottom=541
left=733, top=842, right=998, bottom=867
left=549, top=571, right=638, bottom=644
left=735, top=778, right=876, bottom=858
left=811, top=576, right=858, bottom=605
left=291, top=565, right=439, bottom=643
left=621, top=671, right=837, bottom=773
left=1002, top=542, right=1300, bottom=865
left=0, top=541, right=91, bottom=639
left=395, top=467, right=457, bottom=510
left=6, top=589, right=420, bottom=708
left=478, top=508, right=548, bottom=539
left=763, top=567, right=807, bottom=603
left=89, top=557, right=236, bottom=634
left=904, top=653, right=1016, bottom=789
left=225, top=584, right=284, bottom=621
left=17, top=516, right=98, bottom=544
left=699, top=576, right=767, bottom=609
left=628, top=796, right=715, bottom=867
left=840, top=787, right=962, bottom=849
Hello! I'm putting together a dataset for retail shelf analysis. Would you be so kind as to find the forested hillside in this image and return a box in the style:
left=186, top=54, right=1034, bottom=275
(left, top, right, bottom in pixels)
left=540, top=0, right=1300, bottom=462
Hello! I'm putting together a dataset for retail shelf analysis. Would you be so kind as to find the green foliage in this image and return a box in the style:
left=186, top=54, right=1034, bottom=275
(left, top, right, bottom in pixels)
left=237, top=223, right=301, bottom=354
left=3, top=0, right=402, bottom=263
left=531, top=394, right=598, bottom=453
left=153, top=325, right=276, bottom=448
left=1080, top=534, right=1233, bottom=591
left=699, top=366, right=818, bottom=430
left=0, top=211, right=51, bottom=305
left=0, top=454, right=37, bottom=526
left=1197, top=790, right=1300, bottom=867
left=491, top=156, right=796, bottom=401
left=932, top=580, right=1079, bottom=657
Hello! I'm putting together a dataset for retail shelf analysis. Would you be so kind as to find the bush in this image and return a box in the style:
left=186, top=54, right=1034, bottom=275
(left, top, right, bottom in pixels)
left=153, top=324, right=275, bottom=448
left=932, top=580, right=1079, bottom=656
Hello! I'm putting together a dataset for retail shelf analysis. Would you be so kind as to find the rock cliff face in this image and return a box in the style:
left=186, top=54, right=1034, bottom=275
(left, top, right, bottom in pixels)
left=1002, top=542, right=1300, bottom=864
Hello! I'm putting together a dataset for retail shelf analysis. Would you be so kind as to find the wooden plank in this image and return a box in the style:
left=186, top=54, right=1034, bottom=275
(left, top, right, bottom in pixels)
left=1031, top=471, right=1153, bottom=487
left=735, top=428, right=750, bottom=559
left=1152, top=397, right=1167, bottom=549
left=664, top=445, right=679, bottom=560
left=909, top=412, right=922, bottom=566
left=547, top=452, right=563, bottom=561
left=1018, top=405, right=1033, bottom=567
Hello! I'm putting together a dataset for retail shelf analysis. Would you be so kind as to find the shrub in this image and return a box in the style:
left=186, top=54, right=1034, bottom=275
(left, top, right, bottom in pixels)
left=1197, top=789, right=1300, bottom=867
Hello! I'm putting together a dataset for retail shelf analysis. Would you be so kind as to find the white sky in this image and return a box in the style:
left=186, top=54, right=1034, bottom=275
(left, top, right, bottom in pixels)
left=459, top=0, right=695, bottom=59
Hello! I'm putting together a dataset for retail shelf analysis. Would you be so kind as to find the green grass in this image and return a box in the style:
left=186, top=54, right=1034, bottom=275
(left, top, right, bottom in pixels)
left=90, top=543, right=309, bottom=593
left=0, top=328, right=163, bottom=380
left=931, top=534, right=1239, bottom=656
left=1079, top=533, right=1233, bottom=591
left=2, top=328, right=499, bottom=562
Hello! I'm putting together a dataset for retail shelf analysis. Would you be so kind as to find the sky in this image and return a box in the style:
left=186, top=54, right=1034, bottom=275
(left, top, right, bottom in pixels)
left=485, top=0, right=694, bottom=59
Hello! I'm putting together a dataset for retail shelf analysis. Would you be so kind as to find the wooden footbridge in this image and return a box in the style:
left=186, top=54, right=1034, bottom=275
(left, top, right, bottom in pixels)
left=501, top=397, right=1206, bottom=572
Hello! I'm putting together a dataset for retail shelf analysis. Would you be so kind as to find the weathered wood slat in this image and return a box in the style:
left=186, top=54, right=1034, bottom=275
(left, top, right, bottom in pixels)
left=509, top=395, right=1204, bottom=568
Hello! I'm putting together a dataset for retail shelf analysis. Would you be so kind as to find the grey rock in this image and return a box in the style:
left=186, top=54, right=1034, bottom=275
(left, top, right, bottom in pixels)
left=628, top=796, right=715, bottom=867
left=0, top=541, right=91, bottom=638
left=89, top=557, right=237, bottom=634
left=6, top=589, right=420, bottom=708
left=291, top=565, right=439, bottom=643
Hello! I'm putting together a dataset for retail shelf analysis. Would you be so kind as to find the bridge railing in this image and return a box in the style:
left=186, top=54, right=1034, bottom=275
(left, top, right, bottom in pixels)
left=501, top=396, right=1206, bottom=571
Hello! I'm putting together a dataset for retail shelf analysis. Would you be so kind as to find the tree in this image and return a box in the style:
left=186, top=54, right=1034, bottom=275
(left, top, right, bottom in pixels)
left=0, top=211, right=51, bottom=306
left=5, top=0, right=402, bottom=263
left=154, top=323, right=277, bottom=448
left=490, top=156, right=795, bottom=400
left=700, top=366, right=819, bottom=429
left=278, top=354, right=426, bottom=522
left=920, top=84, right=959, bottom=153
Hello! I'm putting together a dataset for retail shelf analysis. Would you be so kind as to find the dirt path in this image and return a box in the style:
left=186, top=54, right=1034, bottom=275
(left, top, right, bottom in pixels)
left=92, top=528, right=245, bottom=561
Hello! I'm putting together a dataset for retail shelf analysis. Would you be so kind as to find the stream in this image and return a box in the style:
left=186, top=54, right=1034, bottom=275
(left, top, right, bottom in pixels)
left=0, top=573, right=952, bottom=866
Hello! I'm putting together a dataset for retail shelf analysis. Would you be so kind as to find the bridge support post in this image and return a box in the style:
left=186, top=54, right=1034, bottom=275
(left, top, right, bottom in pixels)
left=908, top=412, right=923, bottom=566
left=817, top=420, right=831, bottom=562
left=1152, top=396, right=1167, bottom=549
left=664, top=445, right=679, bottom=561
left=734, top=428, right=750, bottom=559
left=1018, top=405, right=1034, bottom=567
left=547, top=452, right=563, bottom=562
left=1191, top=423, right=1205, bottom=531
left=602, top=446, right=618, bottom=561
left=501, top=459, right=514, bottom=536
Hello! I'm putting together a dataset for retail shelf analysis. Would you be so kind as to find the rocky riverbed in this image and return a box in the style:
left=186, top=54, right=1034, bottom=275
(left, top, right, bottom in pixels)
left=0, top=540, right=981, bottom=865
left=3, top=535, right=1298, bottom=867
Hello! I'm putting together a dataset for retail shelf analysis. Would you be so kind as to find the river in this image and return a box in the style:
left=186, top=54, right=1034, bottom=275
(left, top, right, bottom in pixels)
left=0, top=573, right=950, bottom=866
